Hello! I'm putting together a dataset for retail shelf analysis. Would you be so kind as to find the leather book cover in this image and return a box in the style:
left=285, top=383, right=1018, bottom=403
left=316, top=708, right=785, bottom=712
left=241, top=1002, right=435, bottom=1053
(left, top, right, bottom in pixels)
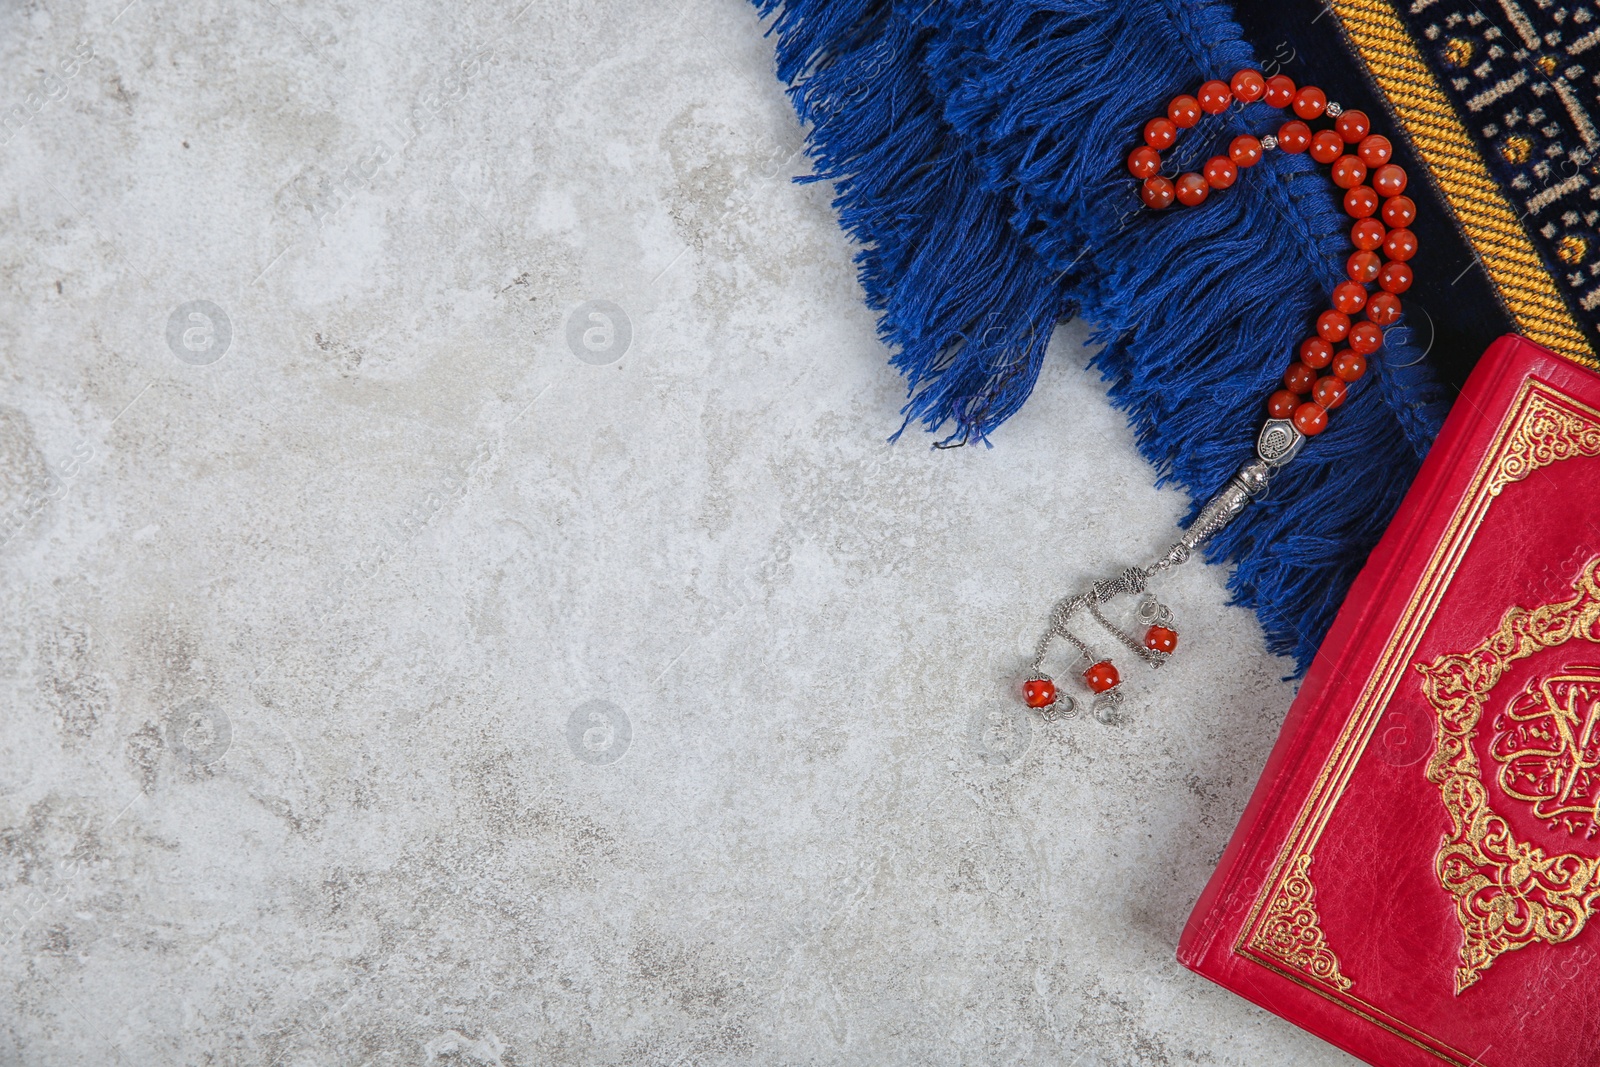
left=1179, top=334, right=1600, bottom=1066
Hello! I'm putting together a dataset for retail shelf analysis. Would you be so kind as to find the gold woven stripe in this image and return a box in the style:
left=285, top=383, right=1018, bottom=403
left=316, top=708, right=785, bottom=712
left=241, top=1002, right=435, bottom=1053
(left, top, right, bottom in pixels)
left=1331, top=0, right=1599, bottom=368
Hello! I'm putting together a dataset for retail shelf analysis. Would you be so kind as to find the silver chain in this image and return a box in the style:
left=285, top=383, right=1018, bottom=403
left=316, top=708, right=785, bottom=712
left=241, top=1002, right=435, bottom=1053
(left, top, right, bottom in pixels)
left=1026, top=419, right=1305, bottom=723
left=1086, top=600, right=1157, bottom=663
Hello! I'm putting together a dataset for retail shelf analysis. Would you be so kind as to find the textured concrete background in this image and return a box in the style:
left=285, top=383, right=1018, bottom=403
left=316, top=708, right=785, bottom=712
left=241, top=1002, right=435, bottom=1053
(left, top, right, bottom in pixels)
left=0, top=0, right=1359, bottom=1063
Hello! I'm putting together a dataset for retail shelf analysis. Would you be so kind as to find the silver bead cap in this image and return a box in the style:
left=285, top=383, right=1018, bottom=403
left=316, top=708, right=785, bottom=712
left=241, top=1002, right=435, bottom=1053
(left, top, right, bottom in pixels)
left=1257, top=418, right=1306, bottom=468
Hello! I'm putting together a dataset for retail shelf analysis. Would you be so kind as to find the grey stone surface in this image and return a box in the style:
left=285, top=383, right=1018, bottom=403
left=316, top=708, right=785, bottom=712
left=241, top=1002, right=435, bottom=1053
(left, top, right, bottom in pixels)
left=0, top=0, right=1359, bottom=1063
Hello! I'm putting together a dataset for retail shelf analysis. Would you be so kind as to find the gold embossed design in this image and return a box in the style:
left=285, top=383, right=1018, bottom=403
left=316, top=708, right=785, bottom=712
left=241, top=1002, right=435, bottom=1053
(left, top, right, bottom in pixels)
left=1490, top=669, right=1600, bottom=833
left=1247, top=854, right=1354, bottom=991
left=1490, top=392, right=1600, bottom=492
left=1231, top=381, right=1600, bottom=1062
left=1329, top=0, right=1598, bottom=368
left=1415, top=558, right=1600, bottom=993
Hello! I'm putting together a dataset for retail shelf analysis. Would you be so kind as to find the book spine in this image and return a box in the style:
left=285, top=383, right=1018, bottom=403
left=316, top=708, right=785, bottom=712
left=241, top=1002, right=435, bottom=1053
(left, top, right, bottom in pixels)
left=1178, top=335, right=1529, bottom=971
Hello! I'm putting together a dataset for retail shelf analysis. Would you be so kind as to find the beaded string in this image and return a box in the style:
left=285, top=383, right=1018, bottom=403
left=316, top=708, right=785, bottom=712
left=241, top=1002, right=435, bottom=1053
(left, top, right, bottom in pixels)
left=1019, top=70, right=1422, bottom=719
left=1126, top=69, right=1417, bottom=440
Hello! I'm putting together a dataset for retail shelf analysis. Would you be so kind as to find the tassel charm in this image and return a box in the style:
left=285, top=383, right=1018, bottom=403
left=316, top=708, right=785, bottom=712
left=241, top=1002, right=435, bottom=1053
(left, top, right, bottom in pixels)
left=1026, top=419, right=1302, bottom=722
left=1026, top=65, right=1427, bottom=724
left=755, top=3, right=1449, bottom=672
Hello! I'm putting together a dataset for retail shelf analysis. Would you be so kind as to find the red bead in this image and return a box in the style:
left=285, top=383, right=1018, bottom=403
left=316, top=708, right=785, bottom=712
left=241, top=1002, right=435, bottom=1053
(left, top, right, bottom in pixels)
left=1284, top=361, right=1318, bottom=394
left=1267, top=389, right=1300, bottom=419
left=1085, top=660, right=1121, bottom=693
left=1231, top=68, right=1266, bottom=103
left=1314, top=375, right=1348, bottom=409
left=1383, top=227, right=1417, bottom=261
left=1317, top=309, right=1351, bottom=342
left=1347, top=250, right=1381, bottom=284
left=1349, top=320, right=1383, bottom=355
left=1023, top=678, right=1057, bottom=708
left=1204, top=155, right=1238, bottom=189
left=1168, top=94, right=1202, bottom=128
left=1293, top=401, right=1329, bottom=436
left=1379, top=260, right=1413, bottom=293
left=1144, top=625, right=1178, bottom=654
left=1351, top=218, right=1386, bottom=250
left=1229, top=135, right=1263, bottom=167
left=1382, top=195, right=1416, bottom=228
left=1331, top=155, right=1368, bottom=189
left=1357, top=134, right=1393, bottom=167
left=1175, top=172, right=1209, bottom=205
left=1366, top=291, right=1402, bottom=326
left=1198, top=79, right=1232, bottom=114
left=1293, top=85, right=1327, bottom=120
left=1141, top=176, right=1176, bottom=210
left=1127, top=146, right=1161, bottom=179
left=1335, top=109, right=1371, bottom=143
left=1300, top=336, right=1334, bottom=368
left=1277, top=120, right=1312, bottom=153
left=1264, top=74, right=1296, bottom=108
left=1145, top=117, right=1178, bottom=150
left=1333, top=350, right=1368, bottom=382
left=1343, top=185, right=1379, bottom=218
left=1332, top=280, right=1368, bottom=314
left=1372, top=164, right=1407, bottom=197
left=1310, top=129, right=1345, bottom=164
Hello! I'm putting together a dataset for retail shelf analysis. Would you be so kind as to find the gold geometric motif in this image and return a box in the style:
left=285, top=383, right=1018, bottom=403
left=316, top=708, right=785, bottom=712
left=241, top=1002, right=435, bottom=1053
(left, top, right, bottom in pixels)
left=1489, top=392, right=1600, bottom=494
left=1247, top=853, right=1354, bottom=991
left=1414, top=557, right=1600, bottom=994
left=1491, top=668, right=1600, bottom=837
left=1330, top=0, right=1598, bottom=367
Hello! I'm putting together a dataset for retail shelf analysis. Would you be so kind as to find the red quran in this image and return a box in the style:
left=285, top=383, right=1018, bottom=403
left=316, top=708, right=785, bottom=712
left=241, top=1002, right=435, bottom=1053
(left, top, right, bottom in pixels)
left=1180, top=334, right=1600, bottom=1066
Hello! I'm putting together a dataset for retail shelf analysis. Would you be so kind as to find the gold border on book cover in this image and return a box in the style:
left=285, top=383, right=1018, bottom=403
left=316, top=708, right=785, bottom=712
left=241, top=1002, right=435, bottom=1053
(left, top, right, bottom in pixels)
left=1246, top=854, right=1354, bottom=991
left=1489, top=392, right=1600, bottom=490
left=1234, top=380, right=1600, bottom=1064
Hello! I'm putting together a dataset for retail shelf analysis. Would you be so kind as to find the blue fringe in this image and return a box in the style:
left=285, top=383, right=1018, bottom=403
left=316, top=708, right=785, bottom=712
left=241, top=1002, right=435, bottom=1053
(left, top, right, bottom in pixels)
left=758, top=1, right=1072, bottom=446
left=753, top=0, right=1452, bottom=671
